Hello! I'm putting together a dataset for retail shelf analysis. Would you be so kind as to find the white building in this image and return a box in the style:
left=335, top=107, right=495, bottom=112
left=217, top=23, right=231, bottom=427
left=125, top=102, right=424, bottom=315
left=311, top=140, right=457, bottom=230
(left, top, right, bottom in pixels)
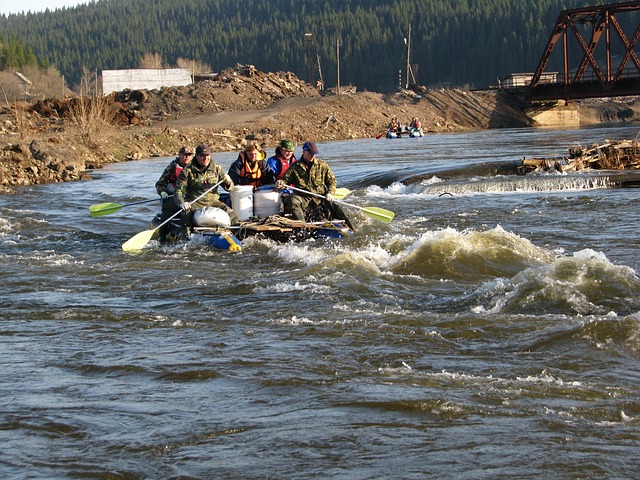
left=500, top=72, right=558, bottom=89
left=101, top=68, right=192, bottom=95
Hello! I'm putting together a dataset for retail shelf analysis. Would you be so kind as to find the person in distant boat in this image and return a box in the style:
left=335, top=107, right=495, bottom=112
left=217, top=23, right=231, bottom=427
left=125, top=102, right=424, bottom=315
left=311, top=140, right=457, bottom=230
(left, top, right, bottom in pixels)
left=387, top=117, right=400, bottom=133
left=276, top=141, right=353, bottom=229
left=265, top=139, right=297, bottom=183
left=174, top=143, right=238, bottom=236
left=228, top=141, right=270, bottom=188
left=409, top=117, right=423, bottom=136
left=155, top=145, right=193, bottom=243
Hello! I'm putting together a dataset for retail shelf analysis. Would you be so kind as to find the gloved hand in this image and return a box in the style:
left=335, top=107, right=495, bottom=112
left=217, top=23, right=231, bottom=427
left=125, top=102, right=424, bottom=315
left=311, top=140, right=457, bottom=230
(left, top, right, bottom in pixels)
left=160, top=191, right=169, bottom=200
left=180, top=202, right=191, bottom=212
left=276, top=180, right=286, bottom=190
left=224, top=174, right=232, bottom=184
left=325, top=193, right=335, bottom=202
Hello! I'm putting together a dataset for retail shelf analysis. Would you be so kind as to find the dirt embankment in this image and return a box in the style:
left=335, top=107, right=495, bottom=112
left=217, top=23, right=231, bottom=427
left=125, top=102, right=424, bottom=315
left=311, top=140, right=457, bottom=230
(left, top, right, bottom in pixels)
left=1, top=64, right=638, bottom=194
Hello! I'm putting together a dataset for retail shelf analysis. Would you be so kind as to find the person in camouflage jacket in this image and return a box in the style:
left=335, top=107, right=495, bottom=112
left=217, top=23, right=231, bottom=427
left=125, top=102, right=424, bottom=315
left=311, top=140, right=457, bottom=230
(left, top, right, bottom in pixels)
left=277, top=141, right=353, bottom=229
left=155, top=146, right=193, bottom=243
left=174, top=144, right=238, bottom=234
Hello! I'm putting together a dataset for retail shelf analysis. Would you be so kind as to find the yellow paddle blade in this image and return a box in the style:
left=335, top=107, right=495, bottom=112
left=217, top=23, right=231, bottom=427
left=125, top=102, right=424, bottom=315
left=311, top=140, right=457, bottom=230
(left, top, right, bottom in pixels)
left=334, top=188, right=351, bottom=200
left=360, top=206, right=394, bottom=223
left=122, top=229, right=155, bottom=252
left=89, top=202, right=123, bottom=217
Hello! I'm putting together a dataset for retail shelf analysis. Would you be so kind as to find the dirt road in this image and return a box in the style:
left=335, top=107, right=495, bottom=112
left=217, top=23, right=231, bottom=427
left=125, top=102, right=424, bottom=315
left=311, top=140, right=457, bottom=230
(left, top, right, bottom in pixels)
left=167, top=97, right=323, bottom=129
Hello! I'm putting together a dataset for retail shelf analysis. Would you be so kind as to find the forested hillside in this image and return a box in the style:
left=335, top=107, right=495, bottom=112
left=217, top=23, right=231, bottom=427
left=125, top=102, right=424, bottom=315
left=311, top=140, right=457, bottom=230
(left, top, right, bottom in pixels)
left=0, top=33, right=39, bottom=70
left=0, top=0, right=630, bottom=92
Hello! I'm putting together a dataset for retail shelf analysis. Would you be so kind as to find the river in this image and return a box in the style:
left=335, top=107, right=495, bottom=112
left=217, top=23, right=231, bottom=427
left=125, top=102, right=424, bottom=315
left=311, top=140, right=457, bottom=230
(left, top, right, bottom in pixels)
left=1, top=125, right=639, bottom=479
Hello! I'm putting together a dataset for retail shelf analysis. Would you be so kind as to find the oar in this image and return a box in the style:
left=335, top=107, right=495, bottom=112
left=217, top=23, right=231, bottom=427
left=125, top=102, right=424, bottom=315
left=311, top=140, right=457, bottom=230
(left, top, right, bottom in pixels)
left=286, top=185, right=394, bottom=223
left=334, top=187, right=351, bottom=199
left=122, top=179, right=225, bottom=252
left=89, top=197, right=169, bottom=217
left=375, top=131, right=386, bottom=139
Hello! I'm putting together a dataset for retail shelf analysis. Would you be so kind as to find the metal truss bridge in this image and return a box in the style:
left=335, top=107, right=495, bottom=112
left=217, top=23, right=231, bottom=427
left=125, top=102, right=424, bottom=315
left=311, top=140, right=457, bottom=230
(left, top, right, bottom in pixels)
left=525, top=1, right=640, bottom=104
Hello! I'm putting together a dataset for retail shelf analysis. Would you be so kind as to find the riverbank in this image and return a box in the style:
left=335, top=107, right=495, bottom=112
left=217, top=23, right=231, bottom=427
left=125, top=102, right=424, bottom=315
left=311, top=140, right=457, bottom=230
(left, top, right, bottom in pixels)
left=1, top=65, right=639, bottom=194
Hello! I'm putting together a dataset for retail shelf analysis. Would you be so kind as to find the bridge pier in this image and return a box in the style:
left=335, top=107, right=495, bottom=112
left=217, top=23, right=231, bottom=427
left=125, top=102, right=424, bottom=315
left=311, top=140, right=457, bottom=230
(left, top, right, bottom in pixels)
left=526, top=102, right=582, bottom=127
left=524, top=99, right=639, bottom=127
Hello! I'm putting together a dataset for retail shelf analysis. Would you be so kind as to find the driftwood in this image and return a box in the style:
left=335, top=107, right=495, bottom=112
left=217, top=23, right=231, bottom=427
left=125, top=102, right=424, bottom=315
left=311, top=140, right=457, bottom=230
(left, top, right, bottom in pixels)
left=520, top=139, right=640, bottom=173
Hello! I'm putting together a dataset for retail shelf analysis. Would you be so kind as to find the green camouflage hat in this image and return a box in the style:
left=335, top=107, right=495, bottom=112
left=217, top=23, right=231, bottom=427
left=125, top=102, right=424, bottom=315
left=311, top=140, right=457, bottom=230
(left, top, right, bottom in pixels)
left=279, top=140, right=295, bottom=152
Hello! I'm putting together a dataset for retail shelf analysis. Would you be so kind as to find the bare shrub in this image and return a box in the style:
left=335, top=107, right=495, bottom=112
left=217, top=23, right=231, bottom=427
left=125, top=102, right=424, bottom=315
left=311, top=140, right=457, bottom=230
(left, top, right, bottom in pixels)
left=11, top=102, right=35, bottom=139
left=0, top=71, right=24, bottom=102
left=176, top=57, right=212, bottom=75
left=0, top=66, right=71, bottom=102
left=139, top=52, right=164, bottom=69
left=68, top=69, right=116, bottom=146
left=22, top=65, right=73, bottom=99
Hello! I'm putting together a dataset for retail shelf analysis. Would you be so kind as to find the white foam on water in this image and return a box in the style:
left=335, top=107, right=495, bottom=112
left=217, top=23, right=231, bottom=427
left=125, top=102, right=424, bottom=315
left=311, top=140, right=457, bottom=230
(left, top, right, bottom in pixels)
left=0, top=216, right=12, bottom=234
left=471, top=246, right=640, bottom=316
left=275, top=242, right=331, bottom=266
left=411, top=174, right=614, bottom=196
left=364, top=182, right=406, bottom=198
left=377, top=361, right=413, bottom=374
left=516, top=370, right=582, bottom=387
left=255, top=281, right=332, bottom=294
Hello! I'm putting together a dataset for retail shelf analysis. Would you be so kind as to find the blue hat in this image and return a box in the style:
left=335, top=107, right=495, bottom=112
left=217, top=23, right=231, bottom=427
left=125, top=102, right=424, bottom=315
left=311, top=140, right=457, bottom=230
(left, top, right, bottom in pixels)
left=302, top=141, right=319, bottom=155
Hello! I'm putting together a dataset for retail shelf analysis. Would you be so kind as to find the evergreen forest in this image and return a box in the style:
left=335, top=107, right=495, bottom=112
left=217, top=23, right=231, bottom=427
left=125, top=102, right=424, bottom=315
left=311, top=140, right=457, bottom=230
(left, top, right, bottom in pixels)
left=0, top=0, right=636, bottom=92
left=0, top=33, right=40, bottom=70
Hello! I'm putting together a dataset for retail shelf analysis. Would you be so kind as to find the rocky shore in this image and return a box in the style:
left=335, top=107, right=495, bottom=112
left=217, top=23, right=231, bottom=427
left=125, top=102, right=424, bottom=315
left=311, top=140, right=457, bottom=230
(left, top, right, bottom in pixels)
left=2, top=64, right=639, bottom=194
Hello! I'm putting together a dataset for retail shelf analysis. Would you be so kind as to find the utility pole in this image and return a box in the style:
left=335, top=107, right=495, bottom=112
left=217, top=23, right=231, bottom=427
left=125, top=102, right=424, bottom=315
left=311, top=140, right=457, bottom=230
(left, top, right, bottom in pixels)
left=304, top=32, right=314, bottom=86
left=317, top=53, right=325, bottom=90
left=336, top=37, right=341, bottom=95
left=405, top=23, right=411, bottom=89
left=404, top=23, right=418, bottom=88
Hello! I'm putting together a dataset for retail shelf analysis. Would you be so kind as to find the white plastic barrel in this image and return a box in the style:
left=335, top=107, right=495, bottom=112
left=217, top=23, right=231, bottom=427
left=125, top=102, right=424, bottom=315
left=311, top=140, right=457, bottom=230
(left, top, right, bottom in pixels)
left=254, top=186, right=281, bottom=218
left=230, top=185, right=254, bottom=221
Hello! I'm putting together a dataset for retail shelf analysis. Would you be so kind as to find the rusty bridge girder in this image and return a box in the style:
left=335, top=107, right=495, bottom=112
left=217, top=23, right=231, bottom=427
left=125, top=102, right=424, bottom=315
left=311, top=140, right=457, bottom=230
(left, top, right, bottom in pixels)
left=525, top=1, right=640, bottom=104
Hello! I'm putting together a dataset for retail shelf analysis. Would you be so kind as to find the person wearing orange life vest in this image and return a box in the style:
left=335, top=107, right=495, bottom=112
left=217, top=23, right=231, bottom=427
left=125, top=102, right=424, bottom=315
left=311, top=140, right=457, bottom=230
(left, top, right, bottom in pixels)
left=228, top=141, right=270, bottom=188
left=155, top=145, right=193, bottom=243
left=387, top=117, right=400, bottom=133
left=265, top=139, right=297, bottom=184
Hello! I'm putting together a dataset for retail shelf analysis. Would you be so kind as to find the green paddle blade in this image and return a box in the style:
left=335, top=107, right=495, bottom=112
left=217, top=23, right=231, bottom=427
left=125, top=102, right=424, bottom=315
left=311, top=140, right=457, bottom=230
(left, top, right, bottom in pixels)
left=89, top=202, right=123, bottom=217
left=122, top=229, right=155, bottom=252
left=334, top=188, right=351, bottom=199
left=360, top=206, right=394, bottom=223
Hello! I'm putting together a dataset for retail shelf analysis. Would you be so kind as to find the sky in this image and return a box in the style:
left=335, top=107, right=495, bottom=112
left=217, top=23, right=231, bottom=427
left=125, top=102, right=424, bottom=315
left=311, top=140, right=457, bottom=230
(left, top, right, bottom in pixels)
left=0, top=0, right=89, bottom=16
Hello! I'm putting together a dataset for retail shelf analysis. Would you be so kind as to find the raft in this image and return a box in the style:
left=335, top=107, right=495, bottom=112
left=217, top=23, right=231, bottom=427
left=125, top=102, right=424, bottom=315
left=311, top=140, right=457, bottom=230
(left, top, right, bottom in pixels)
left=152, top=212, right=353, bottom=251
left=152, top=185, right=354, bottom=251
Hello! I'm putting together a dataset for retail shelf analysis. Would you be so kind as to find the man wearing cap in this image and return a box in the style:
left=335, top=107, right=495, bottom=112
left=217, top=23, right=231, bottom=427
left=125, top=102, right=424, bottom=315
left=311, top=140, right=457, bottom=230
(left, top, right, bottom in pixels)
left=276, top=141, right=353, bottom=229
left=228, top=141, right=270, bottom=188
left=155, top=146, right=193, bottom=243
left=265, top=139, right=297, bottom=184
left=174, top=143, right=238, bottom=238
